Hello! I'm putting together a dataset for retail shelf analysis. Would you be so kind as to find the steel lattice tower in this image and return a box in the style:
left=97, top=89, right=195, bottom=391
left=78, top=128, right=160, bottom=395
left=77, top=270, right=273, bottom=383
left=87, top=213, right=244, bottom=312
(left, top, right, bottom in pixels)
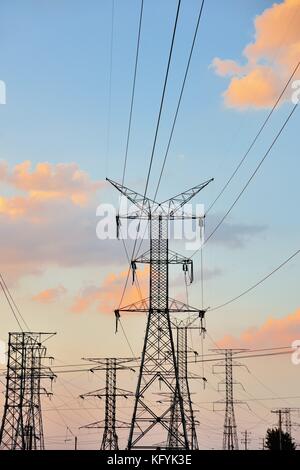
left=213, top=349, right=246, bottom=451
left=284, top=409, right=292, bottom=436
left=272, top=408, right=300, bottom=438
left=80, top=357, right=135, bottom=450
left=0, top=332, right=55, bottom=450
left=168, top=322, right=201, bottom=449
left=109, top=177, right=213, bottom=449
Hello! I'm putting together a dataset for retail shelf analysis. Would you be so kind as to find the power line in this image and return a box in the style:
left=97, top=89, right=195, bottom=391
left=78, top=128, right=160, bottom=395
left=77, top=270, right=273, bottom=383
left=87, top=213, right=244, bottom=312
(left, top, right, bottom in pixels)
left=143, top=0, right=181, bottom=199
left=115, top=0, right=182, bottom=356
left=105, top=0, right=115, bottom=176
left=6, top=348, right=290, bottom=375
left=0, top=345, right=293, bottom=374
left=191, top=102, right=298, bottom=255
left=0, top=273, right=29, bottom=331
left=206, top=60, right=300, bottom=215
left=209, top=248, right=299, bottom=312
left=121, top=0, right=144, bottom=185
left=154, top=0, right=205, bottom=199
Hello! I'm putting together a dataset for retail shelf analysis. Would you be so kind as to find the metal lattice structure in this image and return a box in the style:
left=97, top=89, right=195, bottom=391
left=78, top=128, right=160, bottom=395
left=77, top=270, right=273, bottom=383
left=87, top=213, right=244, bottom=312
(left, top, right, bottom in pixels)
left=80, top=357, right=135, bottom=450
left=271, top=408, right=300, bottom=439
left=109, top=177, right=213, bottom=449
left=0, top=332, right=55, bottom=450
left=241, top=430, right=251, bottom=450
left=168, top=325, right=200, bottom=449
left=213, top=349, right=247, bottom=451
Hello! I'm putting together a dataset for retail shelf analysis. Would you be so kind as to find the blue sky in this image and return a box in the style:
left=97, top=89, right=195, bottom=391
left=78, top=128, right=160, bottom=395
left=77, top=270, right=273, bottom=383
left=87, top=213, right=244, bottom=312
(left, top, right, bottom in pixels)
left=1, top=0, right=298, bottom=317
left=0, top=0, right=299, bottom=449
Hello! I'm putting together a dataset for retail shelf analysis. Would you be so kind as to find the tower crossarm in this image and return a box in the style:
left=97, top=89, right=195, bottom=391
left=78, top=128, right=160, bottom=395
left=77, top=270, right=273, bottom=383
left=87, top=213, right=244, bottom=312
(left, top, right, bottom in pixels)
left=115, top=298, right=205, bottom=315
left=107, top=177, right=213, bottom=217
left=134, top=249, right=193, bottom=266
left=161, top=178, right=214, bottom=215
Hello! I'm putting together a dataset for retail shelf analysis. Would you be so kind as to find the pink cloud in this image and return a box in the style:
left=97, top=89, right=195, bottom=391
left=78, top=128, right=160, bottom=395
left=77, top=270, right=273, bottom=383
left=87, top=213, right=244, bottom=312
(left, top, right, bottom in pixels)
left=211, top=0, right=300, bottom=109
left=71, top=267, right=149, bottom=314
left=32, top=285, right=67, bottom=304
left=0, top=160, right=125, bottom=284
left=0, top=160, right=104, bottom=216
left=217, top=308, right=300, bottom=348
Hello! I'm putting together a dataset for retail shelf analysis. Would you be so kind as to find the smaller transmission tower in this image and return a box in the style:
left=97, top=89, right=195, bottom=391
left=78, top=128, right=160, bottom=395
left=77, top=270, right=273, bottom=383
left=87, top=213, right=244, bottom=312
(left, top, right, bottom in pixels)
left=241, top=430, right=251, bottom=450
left=0, top=332, right=56, bottom=450
left=212, top=349, right=247, bottom=450
left=168, top=316, right=205, bottom=450
left=80, top=357, right=135, bottom=450
left=271, top=408, right=300, bottom=439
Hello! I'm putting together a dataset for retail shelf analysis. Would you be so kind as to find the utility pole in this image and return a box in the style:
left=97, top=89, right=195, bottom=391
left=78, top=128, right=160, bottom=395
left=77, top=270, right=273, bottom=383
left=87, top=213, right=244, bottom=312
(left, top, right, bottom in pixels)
left=80, top=357, right=135, bottom=450
left=65, top=427, right=78, bottom=450
left=109, top=177, right=212, bottom=449
left=241, top=430, right=251, bottom=450
left=212, top=349, right=247, bottom=451
left=0, top=332, right=56, bottom=450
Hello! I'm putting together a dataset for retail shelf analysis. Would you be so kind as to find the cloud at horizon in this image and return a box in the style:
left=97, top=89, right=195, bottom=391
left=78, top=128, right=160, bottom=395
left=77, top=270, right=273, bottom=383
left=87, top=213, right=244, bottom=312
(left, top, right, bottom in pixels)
left=217, top=307, right=300, bottom=348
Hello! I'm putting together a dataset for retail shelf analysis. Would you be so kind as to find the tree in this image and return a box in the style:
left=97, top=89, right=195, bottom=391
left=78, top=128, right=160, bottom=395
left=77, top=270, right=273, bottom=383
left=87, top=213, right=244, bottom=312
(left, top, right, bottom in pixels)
left=265, top=428, right=296, bottom=451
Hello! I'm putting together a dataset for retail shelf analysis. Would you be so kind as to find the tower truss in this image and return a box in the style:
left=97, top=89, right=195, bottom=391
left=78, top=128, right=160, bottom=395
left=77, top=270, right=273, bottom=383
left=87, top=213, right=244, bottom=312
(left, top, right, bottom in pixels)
left=109, top=177, right=213, bottom=449
left=0, top=332, right=55, bottom=450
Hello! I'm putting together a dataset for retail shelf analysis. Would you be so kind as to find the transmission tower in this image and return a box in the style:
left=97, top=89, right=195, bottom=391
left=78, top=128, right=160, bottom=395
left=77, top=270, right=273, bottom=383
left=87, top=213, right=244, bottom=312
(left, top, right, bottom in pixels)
left=109, top=177, right=213, bottom=449
left=80, top=357, right=135, bottom=450
left=241, top=430, right=251, bottom=450
left=212, top=349, right=247, bottom=450
left=0, top=332, right=55, bottom=450
left=272, top=408, right=300, bottom=439
left=168, top=318, right=204, bottom=449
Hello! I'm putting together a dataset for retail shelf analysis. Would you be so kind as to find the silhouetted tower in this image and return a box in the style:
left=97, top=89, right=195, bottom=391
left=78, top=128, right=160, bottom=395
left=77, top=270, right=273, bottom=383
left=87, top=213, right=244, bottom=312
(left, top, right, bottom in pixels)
left=109, top=177, right=213, bottom=449
left=284, top=409, right=292, bottom=436
left=0, top=332, right=55, bottom=450
left=272, top=408, right=300, bottom=439
left=213, top=349, right=246, bottom=450
left=241, top=430, right=251, bottom=450
left=80, top=357, right=135, bottom=450
left=168, top=318, right=204, bottom=449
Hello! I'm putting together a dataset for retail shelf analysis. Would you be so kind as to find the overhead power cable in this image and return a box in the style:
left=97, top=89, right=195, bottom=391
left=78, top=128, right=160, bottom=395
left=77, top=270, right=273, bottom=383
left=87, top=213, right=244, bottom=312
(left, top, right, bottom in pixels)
left=191, top=102, right=298, bottom=256
left=205, top=60, right=300, bottom=215
left=154, top=0, right=205, bottom=199
left=209, top=248, right=300, bottom=312
left=143, top=0, right=181, bottom=199
left=115, top=0, right=182, bottom=355
left=0, top=273, right=30, bottom=331
left=121, top=0, right=144, bottom=185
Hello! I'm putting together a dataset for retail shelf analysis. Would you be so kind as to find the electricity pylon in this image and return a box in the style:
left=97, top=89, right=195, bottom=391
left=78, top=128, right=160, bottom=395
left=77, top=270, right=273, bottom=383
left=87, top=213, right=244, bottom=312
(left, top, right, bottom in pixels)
left=212, top=349, right=247, bottom=450
left=271, top=408, right=300, bottom=439
left=80, top=357, right=135, bottom=450
left=168, top=317, right=205, bottom=449
left=0, top=332, right=56, bottom=450
left=109, top=177, right=213, bottom=449
left=241, top=430, right=251, bottom=450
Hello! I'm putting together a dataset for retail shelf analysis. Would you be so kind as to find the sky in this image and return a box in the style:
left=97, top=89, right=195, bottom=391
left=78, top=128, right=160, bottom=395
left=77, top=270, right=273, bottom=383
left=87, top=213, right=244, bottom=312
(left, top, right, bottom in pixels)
left=0, top=0, right=300, bottom=450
